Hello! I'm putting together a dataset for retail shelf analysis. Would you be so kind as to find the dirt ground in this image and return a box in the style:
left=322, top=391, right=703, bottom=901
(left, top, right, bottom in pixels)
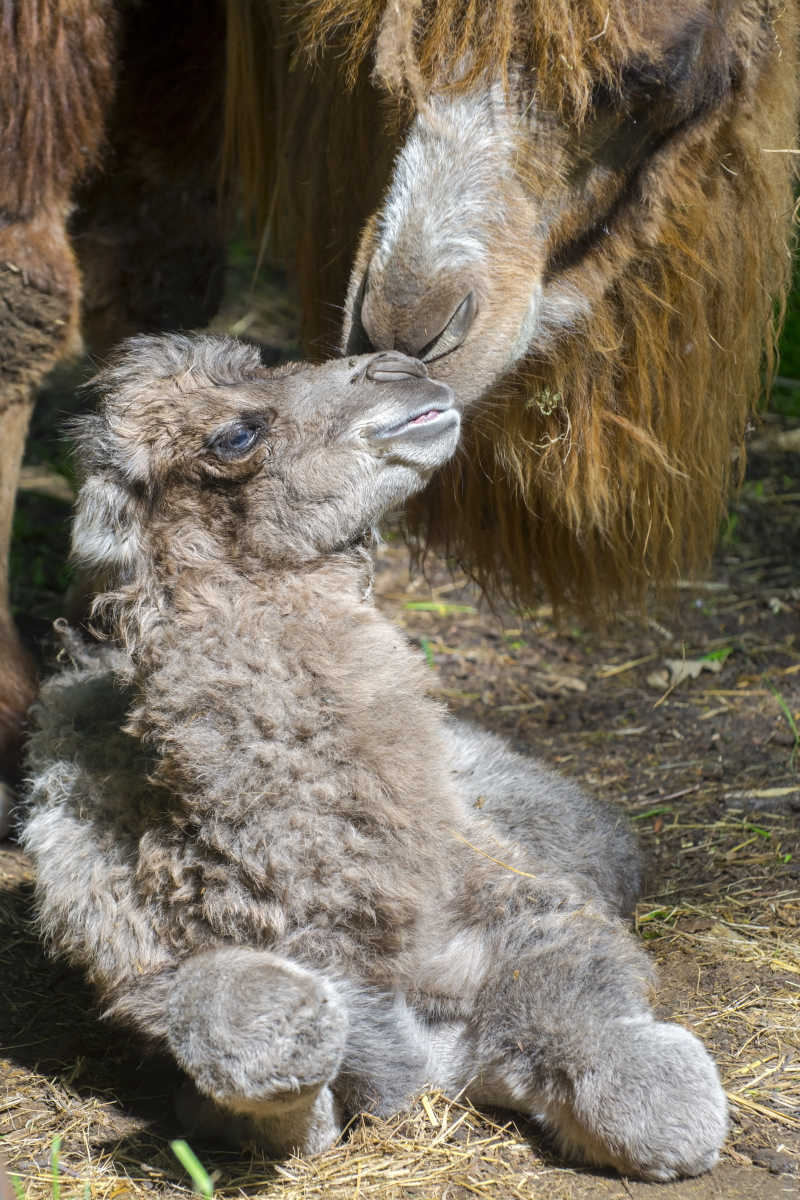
left=1, top=274, right=799, bottom=1198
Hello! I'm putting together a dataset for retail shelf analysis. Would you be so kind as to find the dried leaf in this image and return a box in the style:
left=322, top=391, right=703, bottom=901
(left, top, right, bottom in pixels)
left=647, top=656, right=726, bottom=690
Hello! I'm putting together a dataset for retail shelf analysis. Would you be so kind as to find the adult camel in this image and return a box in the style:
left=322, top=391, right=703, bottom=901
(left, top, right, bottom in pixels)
left=1, top=0, right=797, bottom=823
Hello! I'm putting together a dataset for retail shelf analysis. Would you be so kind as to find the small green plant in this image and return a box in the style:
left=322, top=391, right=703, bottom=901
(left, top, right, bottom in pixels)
left=403, top=601, right=476, bottom=616
left=636, top=907, right=678, bottom=940
left=170, top=1140, right=215, bottom=1198
left=742, top=478, right=766, bottom=500
left=8, top=1136, right=90, bottom=1200
left=637, top=907, right=675, bottom=924
left=742, top=821, right=771, bottom=839
left=420, top=636, right=435, bottom=667
left=766, top=678, right=800, bottom=769
left=720, top=511, right=739, bottom=546
left=701, top=646, right=734, bottom=665
left=527, top=387, right=562, bottom=416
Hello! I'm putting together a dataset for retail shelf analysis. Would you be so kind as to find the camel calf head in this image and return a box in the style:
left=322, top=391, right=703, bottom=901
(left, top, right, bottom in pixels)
left=71, top=336, right=459, bottom=586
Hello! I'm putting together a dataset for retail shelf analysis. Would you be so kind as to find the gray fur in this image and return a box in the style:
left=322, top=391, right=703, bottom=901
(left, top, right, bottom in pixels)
left=21, top=335, right=726, bottom=1176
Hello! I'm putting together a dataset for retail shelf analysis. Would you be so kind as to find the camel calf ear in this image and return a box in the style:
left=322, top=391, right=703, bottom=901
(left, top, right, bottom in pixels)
left=71, top=474, right=144, bottom=578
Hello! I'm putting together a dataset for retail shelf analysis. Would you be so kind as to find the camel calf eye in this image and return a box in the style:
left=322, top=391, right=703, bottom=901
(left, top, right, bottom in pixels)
left=208, top=420, right=265, bottom=460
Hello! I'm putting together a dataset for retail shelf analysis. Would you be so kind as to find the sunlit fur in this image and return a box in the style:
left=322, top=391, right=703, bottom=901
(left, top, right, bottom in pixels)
left=22, top=335, right=726, bottom=1179
left=225, top=0, right=799, bottom=614
left=2, top=1, right=797, bottom=800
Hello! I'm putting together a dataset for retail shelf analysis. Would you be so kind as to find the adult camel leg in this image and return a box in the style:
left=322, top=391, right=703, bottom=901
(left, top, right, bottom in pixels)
left=1, top=1, right=225, bottom=837
left=0, top=2, right=115, bottom=834
left=0, top=216, right=88, bottom=837
left=0, top=216, right=87, bottom=837
left=0, top=398, right=38, bottom=837
left=72, top=0, right=228, bottom=354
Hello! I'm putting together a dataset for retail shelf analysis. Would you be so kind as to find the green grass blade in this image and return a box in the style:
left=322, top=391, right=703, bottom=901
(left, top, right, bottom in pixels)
left=769, top=684, right=799, bottom=739
left=403, top=601, right=476, bottom=615
left=170, top=1141, right=214, bottom=1198
left=766, top=679, right=800, bottom=768
left=701, top=646, right=733, bottom=663
left=50, top=1138, right=61, bottom=1200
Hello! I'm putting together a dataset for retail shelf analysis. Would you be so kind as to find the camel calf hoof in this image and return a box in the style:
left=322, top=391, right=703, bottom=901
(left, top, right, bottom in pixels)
left=168, top=947, right=348, bottom=1113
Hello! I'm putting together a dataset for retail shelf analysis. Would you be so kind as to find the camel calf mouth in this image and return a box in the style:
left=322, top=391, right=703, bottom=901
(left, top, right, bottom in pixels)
left=373, top=398, right=458, bottom=442
left=374, top=393, right=460, bottom=446
left=359, top=349, right=460, bottom=445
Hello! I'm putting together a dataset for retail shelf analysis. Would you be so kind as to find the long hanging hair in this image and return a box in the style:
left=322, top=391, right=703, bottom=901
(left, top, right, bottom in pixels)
left=223, top=0, right=799, bottom=616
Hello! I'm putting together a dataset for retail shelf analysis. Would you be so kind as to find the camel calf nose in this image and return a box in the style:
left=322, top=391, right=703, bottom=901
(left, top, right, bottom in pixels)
left=348, top=271, right=477, bottom=363
left=364, top=352, right=428, bottom=382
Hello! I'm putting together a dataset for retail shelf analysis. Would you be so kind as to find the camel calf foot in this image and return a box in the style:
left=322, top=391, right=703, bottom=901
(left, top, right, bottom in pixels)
left=168, top=947, right=348, bottom=1155
left=176, top=1079, right=342, bottom=1157
left=551, top=1019, right=728, bottom=1182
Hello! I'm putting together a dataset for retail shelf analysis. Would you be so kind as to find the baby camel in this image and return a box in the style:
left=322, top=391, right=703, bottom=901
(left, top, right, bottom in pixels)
left=22, top=335, right=726, bottom=1179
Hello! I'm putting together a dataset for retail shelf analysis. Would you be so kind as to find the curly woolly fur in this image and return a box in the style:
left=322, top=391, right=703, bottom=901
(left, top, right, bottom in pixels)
left=224, top=0, right=799, bottom=615
left=22, top=335, right=728, bottom=1177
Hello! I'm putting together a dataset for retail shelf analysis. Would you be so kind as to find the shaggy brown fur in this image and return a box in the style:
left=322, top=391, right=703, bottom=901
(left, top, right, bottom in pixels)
left=223, top=2, right=403, bottom=357
left=0, top=0, right=116, bottom=803
left=0, top=0, right=115, bottom=219
left=226, top=0, right=799, bottom=613
left=0, top=0, right=115, bottom=407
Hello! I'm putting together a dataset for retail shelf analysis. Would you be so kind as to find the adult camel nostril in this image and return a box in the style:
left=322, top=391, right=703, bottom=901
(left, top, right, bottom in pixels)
left=346, top=269, right=478, bottom=363
left=416, top=291, right=477, bottom=362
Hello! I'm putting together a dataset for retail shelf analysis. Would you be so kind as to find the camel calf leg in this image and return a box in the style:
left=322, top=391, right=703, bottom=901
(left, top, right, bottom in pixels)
left=460, top=903, right=727, bottom=1181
